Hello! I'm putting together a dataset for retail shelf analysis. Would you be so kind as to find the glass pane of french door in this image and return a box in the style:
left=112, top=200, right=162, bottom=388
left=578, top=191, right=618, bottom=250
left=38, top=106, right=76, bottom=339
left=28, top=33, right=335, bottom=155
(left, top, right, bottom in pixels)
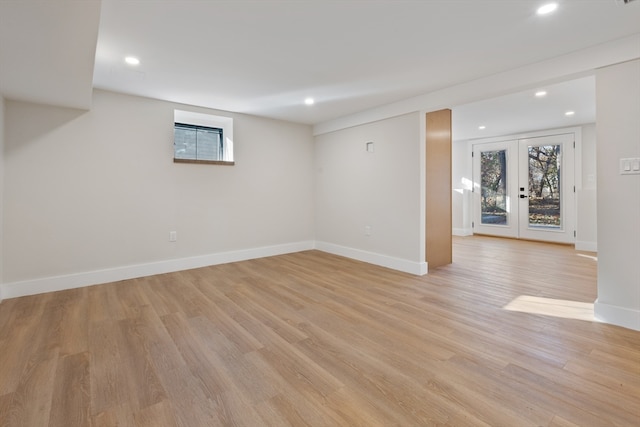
left=480, top=150, right=508, bottom=225
left=527, top=144, right=561, bottom=229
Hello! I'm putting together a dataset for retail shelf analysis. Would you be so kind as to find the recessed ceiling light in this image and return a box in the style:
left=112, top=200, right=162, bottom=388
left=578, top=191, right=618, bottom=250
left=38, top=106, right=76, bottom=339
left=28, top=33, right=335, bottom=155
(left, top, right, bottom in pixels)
left=304, top=97, right=315, bottom=106
left=535, top=90, right=547, bottom=97
left=478, top=125, right=486, bottom=130
left=537, top=3, right=558, bottom=15
left=565, top=111, right=575, bottom=116
left=124, top=56, right=140, bottom=66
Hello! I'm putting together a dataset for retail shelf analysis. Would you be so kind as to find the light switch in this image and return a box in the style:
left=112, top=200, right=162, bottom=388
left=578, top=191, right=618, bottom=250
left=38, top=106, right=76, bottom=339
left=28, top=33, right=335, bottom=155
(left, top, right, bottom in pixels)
left=620, top=158, right=640, bottom=175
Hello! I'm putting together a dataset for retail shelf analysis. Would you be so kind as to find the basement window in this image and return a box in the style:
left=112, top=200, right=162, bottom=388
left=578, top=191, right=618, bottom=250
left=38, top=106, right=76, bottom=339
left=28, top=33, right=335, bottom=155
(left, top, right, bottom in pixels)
left=173, top=110, right=234, bottom=165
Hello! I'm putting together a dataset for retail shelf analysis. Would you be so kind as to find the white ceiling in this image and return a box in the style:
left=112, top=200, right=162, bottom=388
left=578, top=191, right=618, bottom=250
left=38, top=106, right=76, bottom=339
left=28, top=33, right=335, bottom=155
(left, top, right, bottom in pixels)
left=452, top=75, right=596, bottom=141
left=1, top=0, right=640, bottom=138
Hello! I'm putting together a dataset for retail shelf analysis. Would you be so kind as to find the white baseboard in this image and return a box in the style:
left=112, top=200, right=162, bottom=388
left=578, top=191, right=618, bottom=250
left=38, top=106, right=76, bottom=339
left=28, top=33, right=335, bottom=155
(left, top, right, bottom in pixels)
left=575, top=240, right=597, bottom=252
left=453, top=228, right=473, bottom=237
left=594, top=299, right=640, bottom=331
left=315, top=241, right=427, bottom=276
left=1, top=241, right=315, bottom=300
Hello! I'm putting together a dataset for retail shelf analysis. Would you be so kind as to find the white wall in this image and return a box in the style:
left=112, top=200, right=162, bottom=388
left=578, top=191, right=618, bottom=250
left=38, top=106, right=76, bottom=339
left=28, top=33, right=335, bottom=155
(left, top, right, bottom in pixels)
left=580, top=123, right=597, bottom=189
left=315, top=112, right=425, bottom=274
left=2, top=90, right=315, bottom=297
left=452, top=140, right=472, bottom=236
left=594, top=59, right=640, bottom=331
left=576, top=123, right=597, bottom=251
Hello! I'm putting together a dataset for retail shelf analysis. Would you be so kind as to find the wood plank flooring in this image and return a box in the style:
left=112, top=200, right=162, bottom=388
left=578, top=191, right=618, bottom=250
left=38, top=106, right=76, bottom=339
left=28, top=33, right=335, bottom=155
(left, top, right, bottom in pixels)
left=1, top=236, right=639, bottom=426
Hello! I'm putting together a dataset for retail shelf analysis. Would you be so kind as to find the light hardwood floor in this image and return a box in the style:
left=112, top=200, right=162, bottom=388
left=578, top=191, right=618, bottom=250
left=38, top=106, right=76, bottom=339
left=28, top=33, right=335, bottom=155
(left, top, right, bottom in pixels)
left=1, top=236, right=638, bottom=426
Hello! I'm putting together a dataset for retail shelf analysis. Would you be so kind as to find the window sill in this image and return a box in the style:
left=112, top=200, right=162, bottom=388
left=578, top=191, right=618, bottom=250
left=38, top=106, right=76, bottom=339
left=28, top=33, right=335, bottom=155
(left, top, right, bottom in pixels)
left=174, top=158, right=235, bottom=166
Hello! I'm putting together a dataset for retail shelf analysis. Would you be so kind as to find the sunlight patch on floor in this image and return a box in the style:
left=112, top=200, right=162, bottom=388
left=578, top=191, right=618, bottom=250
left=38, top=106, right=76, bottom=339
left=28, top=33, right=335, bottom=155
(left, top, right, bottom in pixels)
left=503, top=295, right=595, bottom=321
left=576, top=253, right=598, bottom=262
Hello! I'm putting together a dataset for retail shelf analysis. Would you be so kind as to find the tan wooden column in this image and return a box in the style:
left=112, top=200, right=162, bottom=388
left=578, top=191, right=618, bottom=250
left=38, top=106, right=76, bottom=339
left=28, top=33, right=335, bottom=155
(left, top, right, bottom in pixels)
left=425, top=109, right=452, bottom=270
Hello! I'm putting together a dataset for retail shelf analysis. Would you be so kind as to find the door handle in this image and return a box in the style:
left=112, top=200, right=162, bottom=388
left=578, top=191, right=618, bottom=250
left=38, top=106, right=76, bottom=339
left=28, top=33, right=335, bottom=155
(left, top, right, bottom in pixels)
left=519, top=194, right=528, bottom=199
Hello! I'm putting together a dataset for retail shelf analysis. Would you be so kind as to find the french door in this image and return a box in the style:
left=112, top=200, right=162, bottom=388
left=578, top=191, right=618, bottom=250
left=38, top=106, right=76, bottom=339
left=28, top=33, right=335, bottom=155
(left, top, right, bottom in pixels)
left=472, top=133, right=575, bottom=244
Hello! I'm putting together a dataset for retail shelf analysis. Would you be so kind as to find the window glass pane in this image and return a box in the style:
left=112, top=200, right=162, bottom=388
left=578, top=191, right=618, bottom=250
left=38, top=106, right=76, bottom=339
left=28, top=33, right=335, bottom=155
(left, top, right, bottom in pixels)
left=174, top=123, right=223, bottom=161
left=480, top=150, right=508, bottom=225
left=196, top=128, right=221, bottom=161
left=174, top=126, right=197, bottom=159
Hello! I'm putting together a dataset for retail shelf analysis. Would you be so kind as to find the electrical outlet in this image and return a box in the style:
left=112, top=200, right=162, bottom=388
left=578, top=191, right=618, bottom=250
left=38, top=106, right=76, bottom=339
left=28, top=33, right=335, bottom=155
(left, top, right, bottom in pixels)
left=364, top=225, right=371, bottom=236
left=169, top=231, right=177, bottom=242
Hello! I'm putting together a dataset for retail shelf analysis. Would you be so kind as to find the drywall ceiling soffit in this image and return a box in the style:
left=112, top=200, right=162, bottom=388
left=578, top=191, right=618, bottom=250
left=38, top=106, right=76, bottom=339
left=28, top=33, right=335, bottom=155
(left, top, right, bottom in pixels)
left=0, top=0, right=101, bottom=110
left=92, top=1, right=640, bottom=125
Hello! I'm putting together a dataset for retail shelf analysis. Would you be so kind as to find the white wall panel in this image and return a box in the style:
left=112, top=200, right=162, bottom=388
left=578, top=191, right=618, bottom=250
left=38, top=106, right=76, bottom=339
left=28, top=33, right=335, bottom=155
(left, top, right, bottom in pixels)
left=2, top=90, right=314, bottom=286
